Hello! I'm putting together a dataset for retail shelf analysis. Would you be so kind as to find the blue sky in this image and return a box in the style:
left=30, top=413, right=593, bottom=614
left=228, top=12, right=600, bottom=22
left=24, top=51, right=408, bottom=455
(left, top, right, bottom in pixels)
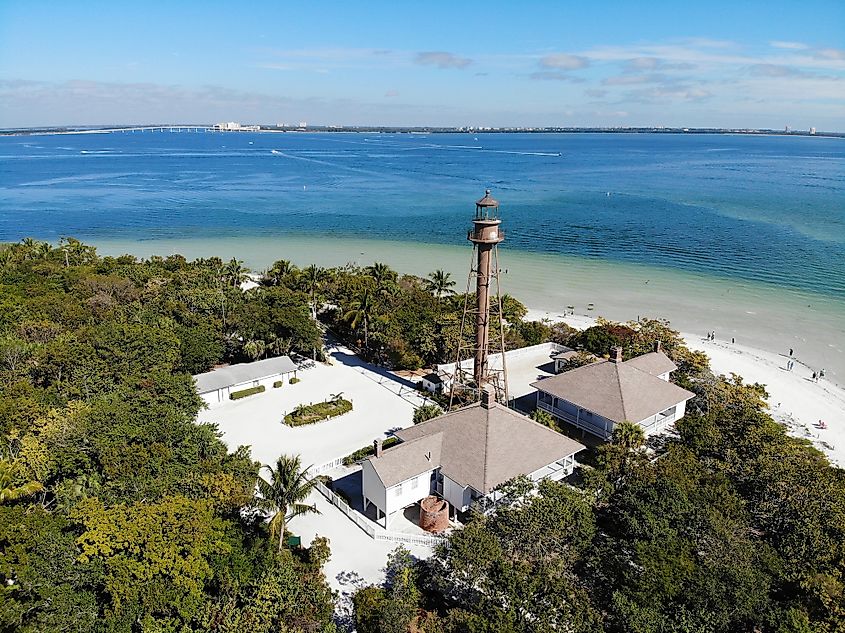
left=1, top=0, right=843, bottom=129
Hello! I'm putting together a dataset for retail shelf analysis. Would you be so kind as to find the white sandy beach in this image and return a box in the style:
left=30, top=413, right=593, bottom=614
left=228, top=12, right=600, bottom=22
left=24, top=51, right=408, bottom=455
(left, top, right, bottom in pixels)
left=525, top=309, right=845, bottom=468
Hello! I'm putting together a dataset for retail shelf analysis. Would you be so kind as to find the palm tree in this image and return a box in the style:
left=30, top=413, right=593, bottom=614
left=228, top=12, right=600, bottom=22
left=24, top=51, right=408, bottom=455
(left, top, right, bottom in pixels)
left=20, top=237, right=38, bottom=260
left=365, top=262, right=398, bottom=294
left=0, top=458, right=44, bottom=504
left=59, top=237, right=96, bottom=266
left=265, top=259, right=296, bottom=286
left=425, top=269, right=456, bottom=299
left=300, top=265, right=325, bottom=319
left=243, top=339, right=266, bottom=361
left=256, top=455, right=320, bottom=551
left=36, top=241, right=53, bottom=259
left=612, top=420, right=645, bottom=450
left=223, top=258, right=250, bottom=288
left=344, top=288, right=374, bottom=350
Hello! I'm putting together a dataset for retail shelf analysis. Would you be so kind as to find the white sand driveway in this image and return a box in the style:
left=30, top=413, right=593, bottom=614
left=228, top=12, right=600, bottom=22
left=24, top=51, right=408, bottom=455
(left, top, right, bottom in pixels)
left=199, top=340, right=426, bottom=469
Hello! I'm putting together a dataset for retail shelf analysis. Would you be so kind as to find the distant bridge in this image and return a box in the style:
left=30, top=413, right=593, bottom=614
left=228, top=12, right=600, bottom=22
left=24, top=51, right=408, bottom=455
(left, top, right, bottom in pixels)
left=70, top=126, right=216, bottom=134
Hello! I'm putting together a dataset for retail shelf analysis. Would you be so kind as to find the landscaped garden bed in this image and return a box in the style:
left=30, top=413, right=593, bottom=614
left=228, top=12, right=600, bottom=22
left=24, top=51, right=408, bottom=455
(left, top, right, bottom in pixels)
left=284, top=397, right=352, bottom=427
left=229, top=385, right=265, bottom=400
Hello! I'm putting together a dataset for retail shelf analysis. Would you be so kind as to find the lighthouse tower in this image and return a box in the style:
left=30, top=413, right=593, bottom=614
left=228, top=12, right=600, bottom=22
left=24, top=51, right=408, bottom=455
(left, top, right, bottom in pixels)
left=449, top=190, right=509, bottom=407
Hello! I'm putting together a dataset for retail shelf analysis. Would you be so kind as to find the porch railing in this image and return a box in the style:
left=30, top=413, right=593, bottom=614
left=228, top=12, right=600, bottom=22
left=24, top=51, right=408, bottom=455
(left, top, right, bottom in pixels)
left=313, top=480, right=445, bottom=548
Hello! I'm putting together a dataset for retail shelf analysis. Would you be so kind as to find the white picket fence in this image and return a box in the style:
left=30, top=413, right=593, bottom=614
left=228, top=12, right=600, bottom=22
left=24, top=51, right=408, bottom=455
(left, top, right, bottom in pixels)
left=311, top=457, right=346, bottom=475
left=313, top=480, right=445, bottom=548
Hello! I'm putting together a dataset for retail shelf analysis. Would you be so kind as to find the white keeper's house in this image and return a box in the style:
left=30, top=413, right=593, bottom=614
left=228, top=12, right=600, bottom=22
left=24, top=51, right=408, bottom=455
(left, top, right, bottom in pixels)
left=192, top=355, right=298, bottom=407
left=531, top=342, right=694, bottom=440
left=360, top=389, right=585, bottom=529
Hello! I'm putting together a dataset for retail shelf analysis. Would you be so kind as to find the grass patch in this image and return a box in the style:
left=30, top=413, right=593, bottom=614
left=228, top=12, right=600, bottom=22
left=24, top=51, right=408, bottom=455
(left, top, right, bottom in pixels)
left=342, top=436, right=400, bottom=465
left=284, top=398, right=352, bottom=427
left=230, top=385, right=265, bottom=400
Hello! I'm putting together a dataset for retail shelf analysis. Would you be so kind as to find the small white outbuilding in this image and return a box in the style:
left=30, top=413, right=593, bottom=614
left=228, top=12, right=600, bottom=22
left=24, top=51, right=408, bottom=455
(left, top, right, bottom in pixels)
left=193, top=355, right=298, bottom=407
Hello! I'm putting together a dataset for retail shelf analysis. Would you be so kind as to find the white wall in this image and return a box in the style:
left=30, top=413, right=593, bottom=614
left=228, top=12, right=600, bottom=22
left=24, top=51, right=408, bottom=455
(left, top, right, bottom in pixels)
left=384, top=470, right=435, bottom=519
left=361, top=460, right=387, bottom=516
left=442, top=474, right=471, bottom=512
left=199, top=370, right=294, bottom=408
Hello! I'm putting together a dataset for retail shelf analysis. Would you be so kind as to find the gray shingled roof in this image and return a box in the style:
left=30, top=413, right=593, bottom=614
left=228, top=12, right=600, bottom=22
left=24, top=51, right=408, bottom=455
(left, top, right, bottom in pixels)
left=368, top=433, right=443, bottom=488
left=367, top=402, right=585, bottom=494
left=193, top=355, right=297, bottom=393
left=530, top=358, right=693, bottom=424
left=624, top=351, right=677, bottom=376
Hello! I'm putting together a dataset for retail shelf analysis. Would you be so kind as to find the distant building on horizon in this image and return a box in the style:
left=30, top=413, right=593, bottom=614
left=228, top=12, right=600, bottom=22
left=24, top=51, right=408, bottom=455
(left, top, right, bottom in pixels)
left=213, top=121, right=260, bottom=132
left=810, top=127, right=817, bottom=135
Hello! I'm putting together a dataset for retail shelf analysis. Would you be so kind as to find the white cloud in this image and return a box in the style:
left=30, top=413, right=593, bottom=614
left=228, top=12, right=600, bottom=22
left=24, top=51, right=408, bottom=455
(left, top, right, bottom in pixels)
left=530, top=71, right=585, bottom=83
left=539, top=53, right=590, bottom=70
left=770, top=41, right=809, bottom=50
left=815, top=48, right=845, bottom=61
left=414, top=51, right=472, bottom=69
left=603, top=73, right=667, bottom=86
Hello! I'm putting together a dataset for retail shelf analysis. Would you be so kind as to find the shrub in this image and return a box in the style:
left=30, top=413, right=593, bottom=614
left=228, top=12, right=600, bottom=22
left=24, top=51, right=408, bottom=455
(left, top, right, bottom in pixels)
left=530, top=408, right=556, bottom=429
left=273, top=380, right=284, bottom=388
left=413, top=404, right=443, bottom=425
left=342, top=437, right=401, bottom=465
left=289, top=376, right=300, bottom=384
left=229, top=385, right=265, bottom=400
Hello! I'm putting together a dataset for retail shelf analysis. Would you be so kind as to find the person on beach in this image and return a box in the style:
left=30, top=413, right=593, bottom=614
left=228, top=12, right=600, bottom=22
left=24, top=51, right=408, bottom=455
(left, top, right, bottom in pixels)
left=731, top=337, right=735, bottom=344
left=812, top=371, right=817, bottom=382
left=789, top=348, right=793, bottom=357
left=820, top=369, right=825, bottom=379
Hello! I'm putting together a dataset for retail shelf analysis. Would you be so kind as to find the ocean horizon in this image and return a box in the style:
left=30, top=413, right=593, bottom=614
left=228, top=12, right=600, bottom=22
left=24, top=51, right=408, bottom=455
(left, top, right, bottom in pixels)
left=2, top=131, right=843, bottom=379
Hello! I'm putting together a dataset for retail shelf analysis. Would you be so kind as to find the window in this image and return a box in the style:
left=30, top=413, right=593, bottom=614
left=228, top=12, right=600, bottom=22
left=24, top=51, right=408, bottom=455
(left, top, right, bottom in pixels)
left=411, top=476, right=419, bottom=490
left=660, top=405, right=677, bottom=417
left=394, top=483, right=403, bottom=497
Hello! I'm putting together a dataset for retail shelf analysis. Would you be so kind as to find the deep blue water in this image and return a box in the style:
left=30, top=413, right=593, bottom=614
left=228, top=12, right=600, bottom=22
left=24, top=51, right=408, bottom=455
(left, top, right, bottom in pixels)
left=1, top=131, right=843, bottom=297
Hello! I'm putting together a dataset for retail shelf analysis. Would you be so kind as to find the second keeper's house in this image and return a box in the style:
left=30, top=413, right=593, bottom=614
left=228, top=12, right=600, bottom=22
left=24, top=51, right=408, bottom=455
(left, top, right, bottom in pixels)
left=531, top=342, right=694, bottom=440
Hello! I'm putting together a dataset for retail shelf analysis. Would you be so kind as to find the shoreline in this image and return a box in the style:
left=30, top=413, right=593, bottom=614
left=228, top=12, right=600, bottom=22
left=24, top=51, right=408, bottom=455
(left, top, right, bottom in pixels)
left=525, top=308, right=845, bottom=468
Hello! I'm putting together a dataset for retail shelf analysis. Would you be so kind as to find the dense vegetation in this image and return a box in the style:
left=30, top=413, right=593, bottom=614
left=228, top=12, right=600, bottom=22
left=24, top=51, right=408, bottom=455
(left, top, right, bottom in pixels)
left=0, top=240, right=335, bottom=632
left=353, top=321, right=845, bottom=633
left=3, top=239, right=843, bottom=632
left=261, top=258, right=534, bottom=370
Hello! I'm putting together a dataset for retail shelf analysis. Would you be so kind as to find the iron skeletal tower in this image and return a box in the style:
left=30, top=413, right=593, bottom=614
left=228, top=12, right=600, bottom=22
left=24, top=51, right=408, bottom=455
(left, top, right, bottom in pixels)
left=449, top=190, right=509, bottom=407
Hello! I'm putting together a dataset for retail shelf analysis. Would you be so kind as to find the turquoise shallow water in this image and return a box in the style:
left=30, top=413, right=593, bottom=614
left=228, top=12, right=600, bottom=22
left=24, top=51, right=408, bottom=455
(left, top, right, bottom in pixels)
left=1, top=131, right=843, bottom=378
